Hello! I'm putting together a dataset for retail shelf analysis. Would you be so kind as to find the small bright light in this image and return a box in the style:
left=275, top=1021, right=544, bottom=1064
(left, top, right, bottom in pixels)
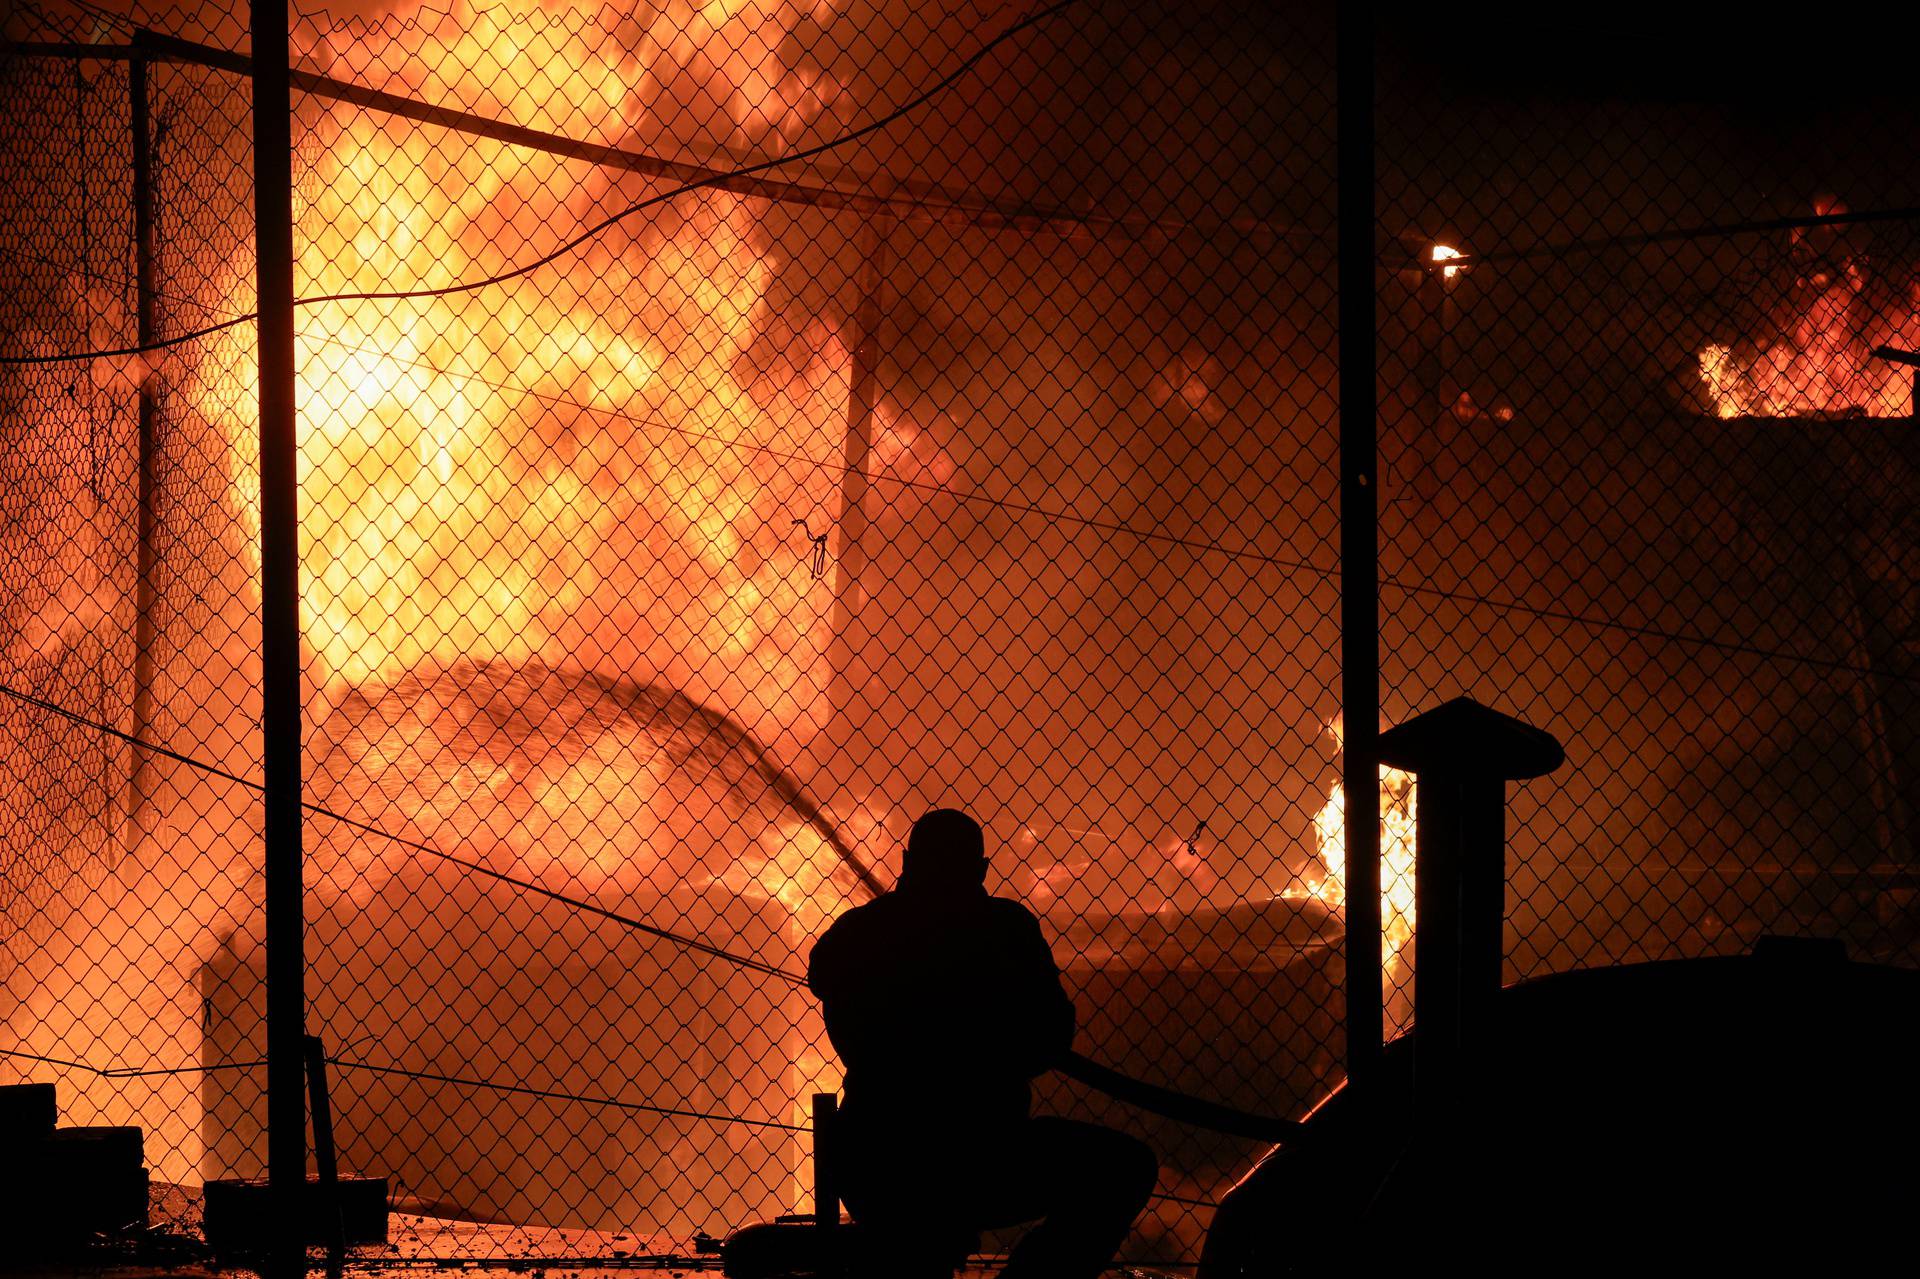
left=1431, top=243, right=1465, bottom=281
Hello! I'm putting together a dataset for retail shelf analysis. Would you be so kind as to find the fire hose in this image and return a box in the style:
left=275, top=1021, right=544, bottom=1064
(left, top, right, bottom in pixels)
left=1057, top=1050, right=1303, bottom=1145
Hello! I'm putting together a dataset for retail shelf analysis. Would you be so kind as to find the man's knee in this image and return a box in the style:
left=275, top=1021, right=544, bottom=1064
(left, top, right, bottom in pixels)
left=1106, top=1130, right=1158, bottom=1212
left=1060, top=1122, right=1156, bottom=1213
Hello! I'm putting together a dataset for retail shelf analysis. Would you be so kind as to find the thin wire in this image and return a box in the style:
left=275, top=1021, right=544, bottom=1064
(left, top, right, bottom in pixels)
left=327, top=1056, right=809, bottom=1133
left=0, top=250, right=1903, bottom=690
left=0, top=0, right=1081, bottom=366
left=0, top=1044, right=801, bottom=1131
left=1, top=238, right=1329, bottom=586
left=1412, top=204, right=1920, bottom=270
left=0, top=677, right=809, bottom=987
left=291, top=320, right=1920, bottom=684
left=1147, top=1190, right=1219, bottom=1209
left=301, top=803, right=809, bottom=987
left=282, top=317, right=1339, bottom=582
left=0, top=312, right=254, bottom=365
left=0, top=251, right=1902, bottom=691
left=1380, top=576, right=1920, bottom=685
left=49, top=0, right=136, bottom=37
left=297, top=0, right=1078, bottom=308
left=0, top=1046, right=266, bottom=1078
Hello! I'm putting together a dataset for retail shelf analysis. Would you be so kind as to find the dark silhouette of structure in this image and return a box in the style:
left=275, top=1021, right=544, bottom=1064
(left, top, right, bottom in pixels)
left=807, top=809, right=1157, bottom=1279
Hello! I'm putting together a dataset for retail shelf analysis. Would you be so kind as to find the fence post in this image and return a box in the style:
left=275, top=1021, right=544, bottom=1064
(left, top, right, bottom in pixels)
left=251, top=2, right=307, bottom=1276
left=811, top=1092, right=837, bottom=1254
left=129, top=39, right=156, bottom=836
left=823, top=216, right=890, bottom=802
left=1338, top=0, right=1383, bottom=1088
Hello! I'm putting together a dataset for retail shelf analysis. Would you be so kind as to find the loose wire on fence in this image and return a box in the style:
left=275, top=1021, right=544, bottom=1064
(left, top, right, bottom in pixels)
left=325, top=1056, right=810, bottom=1133
left=0, top=1045, right=266, bottom=1078
left=1409, top=203, right=1920, bottom=271
left=0, top=685, right=1319, bottom=1145
left=295, top=0, right=1082, bottom=307
left=0, top=1047, right=803, bottom=1131
left=1147, top=1190, right=1220, bottom=1210
left=0, top=0, right=1084, bottom=366
left=0, top=233, right=1906, bottom=692
left=0, top=238, right=1339, bottom=583
left=0, top=678, right=809, bottom=987
left=301, top=802, right=811, bottom=986
left=209, top=308, right=1920, bottom=686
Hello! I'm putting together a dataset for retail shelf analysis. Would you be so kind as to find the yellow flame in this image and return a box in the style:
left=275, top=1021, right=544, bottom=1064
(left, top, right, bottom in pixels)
left=281, top=12, right=846, bottom=724
left=1431, top=242, right=1464, bottom=281
left=1307, top=724, right=1418, bottom=971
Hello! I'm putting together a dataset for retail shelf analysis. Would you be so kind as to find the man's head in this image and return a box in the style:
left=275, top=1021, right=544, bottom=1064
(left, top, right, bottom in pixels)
left=898, top=808, right=987, bottom=894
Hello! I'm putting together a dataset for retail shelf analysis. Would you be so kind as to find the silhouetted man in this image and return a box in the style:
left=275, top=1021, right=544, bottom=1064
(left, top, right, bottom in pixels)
left=807, top=808, right=1157, bottom=1279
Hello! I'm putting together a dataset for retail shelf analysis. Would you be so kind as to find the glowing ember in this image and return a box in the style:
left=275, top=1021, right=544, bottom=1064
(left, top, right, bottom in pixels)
left=1304, top=719, right=1417, bottom=971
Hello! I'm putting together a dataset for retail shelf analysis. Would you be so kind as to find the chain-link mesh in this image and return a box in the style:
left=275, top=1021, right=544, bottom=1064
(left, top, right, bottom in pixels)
left=5, top=1, right=1914, bottom=1273
left=1374, top=33, right=1920, bottom=991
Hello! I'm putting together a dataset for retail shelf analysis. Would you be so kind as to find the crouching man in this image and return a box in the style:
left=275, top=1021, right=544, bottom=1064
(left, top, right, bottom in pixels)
left=807, top=808, right=1158, bottom=1278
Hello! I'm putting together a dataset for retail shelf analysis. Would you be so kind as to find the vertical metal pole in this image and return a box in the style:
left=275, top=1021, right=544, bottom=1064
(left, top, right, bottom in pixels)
left=130, top=45, right=156, bottom=833
left=811, top=1092, right=838, bottom=1248
left=825, top=218, right=890, bottom=799
left=305, top=1035, right=345, bottom=1276
left=1339, top=2, right=1383, bottom=1086
left=252, top=3, right=307, bottom=1276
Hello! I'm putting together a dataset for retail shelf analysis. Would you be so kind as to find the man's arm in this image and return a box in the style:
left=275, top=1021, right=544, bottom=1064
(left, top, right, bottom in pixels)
left=806, top=917, right=869, bottom=1068
left=999, top=900, right=1076, bottom=1076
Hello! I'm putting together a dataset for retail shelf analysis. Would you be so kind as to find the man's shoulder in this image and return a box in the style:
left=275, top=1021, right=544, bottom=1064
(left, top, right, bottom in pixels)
left=817, top=893, right=900, bottom=939
left=808, top=895, right=898, bottom=973
left=983, top=894, right=1047, bottom=938
left=984, top=893, right=1042, bottom=923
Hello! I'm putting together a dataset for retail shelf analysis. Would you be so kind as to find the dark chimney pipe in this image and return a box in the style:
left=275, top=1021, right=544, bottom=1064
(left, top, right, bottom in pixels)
left=1377, top=698, right=1564, bottom=1123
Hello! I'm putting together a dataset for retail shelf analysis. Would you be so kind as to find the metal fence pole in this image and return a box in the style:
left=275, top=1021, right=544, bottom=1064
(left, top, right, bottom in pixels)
left=129, top=41, right=156, bottom=836
left=252, top=1, right=307, bottom=1274
left=1339, top=1, right=1383, bottom=1087
left=825, top=216, right=891, bottom=793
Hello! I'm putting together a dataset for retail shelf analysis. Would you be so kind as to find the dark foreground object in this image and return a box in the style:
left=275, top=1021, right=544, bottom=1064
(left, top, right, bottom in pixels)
left=1200, top=939, right=1920, bottom=1275
left=721, top=1215, right=865, bottom=1279
left=0, top=1084, right=148, bottom=1257
left=203, top=1175, right=389, bottom=1253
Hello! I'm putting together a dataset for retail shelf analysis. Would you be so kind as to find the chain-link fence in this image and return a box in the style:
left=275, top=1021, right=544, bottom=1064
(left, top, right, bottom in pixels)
left=1, top=1, right=1915, bottom=1272
left=1, top=5, right=263, bottom=1224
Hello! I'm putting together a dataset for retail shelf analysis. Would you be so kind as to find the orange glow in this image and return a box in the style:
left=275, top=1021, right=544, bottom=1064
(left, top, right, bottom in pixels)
left=1696, top=200, right=1920, bottom=418
left=1431, top=242, right=1464, bottom=281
